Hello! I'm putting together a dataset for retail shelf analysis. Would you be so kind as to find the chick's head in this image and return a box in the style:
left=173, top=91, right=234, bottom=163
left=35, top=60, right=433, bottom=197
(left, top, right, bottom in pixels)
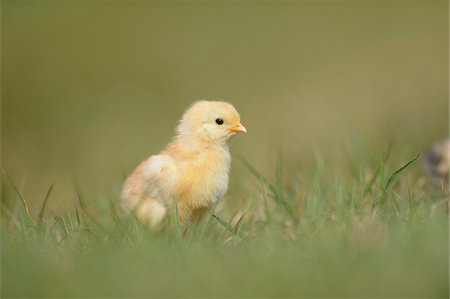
left=177, top=100, right=246, bottom=145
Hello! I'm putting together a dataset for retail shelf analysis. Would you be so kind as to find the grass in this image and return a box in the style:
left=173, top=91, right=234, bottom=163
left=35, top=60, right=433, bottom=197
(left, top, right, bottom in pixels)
left=1, top=150, right=448, bottom=298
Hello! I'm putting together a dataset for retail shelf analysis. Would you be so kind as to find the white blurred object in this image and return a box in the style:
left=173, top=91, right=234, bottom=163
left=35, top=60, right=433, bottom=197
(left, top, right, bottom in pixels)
left=424, top=139, right=450, bottom=188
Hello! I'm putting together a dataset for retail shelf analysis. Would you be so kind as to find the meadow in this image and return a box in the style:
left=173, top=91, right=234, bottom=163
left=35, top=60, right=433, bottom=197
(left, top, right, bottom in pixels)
left=2, top=150, right=448, bottom=297
left=1, top=1, right=449, bottom=297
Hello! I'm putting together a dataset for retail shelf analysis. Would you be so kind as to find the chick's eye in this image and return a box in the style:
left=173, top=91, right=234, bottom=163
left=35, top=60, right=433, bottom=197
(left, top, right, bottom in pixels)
left=215, top=118, right=224, bottom=125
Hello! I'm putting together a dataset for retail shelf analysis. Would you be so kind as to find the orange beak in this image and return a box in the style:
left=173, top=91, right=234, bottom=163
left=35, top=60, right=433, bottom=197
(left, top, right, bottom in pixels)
left=228, top=123, right=247, bottom=133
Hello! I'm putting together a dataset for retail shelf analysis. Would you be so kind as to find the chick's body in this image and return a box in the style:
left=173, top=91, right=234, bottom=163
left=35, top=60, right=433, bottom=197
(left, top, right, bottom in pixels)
left=121, top=101, right=246, bottom=228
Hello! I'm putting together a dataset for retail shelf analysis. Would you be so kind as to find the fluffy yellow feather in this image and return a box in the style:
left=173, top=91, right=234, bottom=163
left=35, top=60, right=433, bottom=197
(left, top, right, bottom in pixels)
left=121, top=100, right=246, bottom=229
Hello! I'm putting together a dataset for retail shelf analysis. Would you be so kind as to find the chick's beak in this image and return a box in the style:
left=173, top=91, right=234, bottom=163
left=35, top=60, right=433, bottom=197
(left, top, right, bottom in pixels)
left=228, top=123, right=247, bottom=133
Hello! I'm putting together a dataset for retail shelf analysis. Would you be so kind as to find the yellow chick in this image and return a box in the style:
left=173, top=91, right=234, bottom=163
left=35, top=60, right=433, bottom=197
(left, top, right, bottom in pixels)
left=121, top=100, right=246, bottom=229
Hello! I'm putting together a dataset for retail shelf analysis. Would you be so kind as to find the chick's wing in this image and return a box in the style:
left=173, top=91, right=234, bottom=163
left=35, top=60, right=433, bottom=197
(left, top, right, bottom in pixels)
left=141, top=154, right=178, bottom=200
left=122, top=154, right=178, bottom=205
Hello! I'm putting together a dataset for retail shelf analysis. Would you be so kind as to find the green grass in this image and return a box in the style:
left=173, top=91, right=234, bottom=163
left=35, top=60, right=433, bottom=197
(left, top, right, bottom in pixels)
left=1, top=152, right=448, bottom=298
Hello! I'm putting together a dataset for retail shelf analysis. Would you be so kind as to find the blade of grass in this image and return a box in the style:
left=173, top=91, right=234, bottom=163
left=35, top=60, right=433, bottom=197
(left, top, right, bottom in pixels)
left=379, top=157, right=385, bottom=190
left=238, top=155, right=295, bottom=220
left=1, top=202, right=21, bottom=230
left=276, top=149, right=284, bottom=199
left=391, top=191, right=402, bottom=215
left=212, top=214, right=236, bottom=236
left=233, top=213, right=245, bottom=235
left=375, top=154, right=420, bottom=207
left=38, top=183, right=54, bottom=225
left=384, top=154, right=420, bottom=191
left=73, top=182, right=108, bottom=234
left=364, top=141, right=393, bottom=195
left=75, top=208, right=81, bottom=227
left=2, top=169, right=37, bottom=231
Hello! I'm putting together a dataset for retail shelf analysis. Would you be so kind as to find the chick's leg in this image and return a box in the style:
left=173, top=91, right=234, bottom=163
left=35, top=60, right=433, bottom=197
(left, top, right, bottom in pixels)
left=190, top=207, right=210, bottom=224
left=177, top=203, right=209, bottom=225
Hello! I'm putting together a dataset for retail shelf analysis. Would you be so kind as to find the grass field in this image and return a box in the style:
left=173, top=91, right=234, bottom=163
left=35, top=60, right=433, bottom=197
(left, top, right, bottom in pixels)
left=1, top=1, right=448, bottom=297
left=1, top=150, right=448, bottom=297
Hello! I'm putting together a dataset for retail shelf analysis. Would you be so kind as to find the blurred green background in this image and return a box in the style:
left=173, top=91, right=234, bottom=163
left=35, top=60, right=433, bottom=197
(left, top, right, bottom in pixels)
left=2, top=1, right=448, bottom=211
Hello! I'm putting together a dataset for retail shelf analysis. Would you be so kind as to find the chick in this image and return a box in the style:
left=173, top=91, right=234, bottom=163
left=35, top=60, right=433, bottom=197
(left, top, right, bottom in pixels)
left=121, top=100, right=246, bottom=229
left=424, top=139, right=450, bottom=188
